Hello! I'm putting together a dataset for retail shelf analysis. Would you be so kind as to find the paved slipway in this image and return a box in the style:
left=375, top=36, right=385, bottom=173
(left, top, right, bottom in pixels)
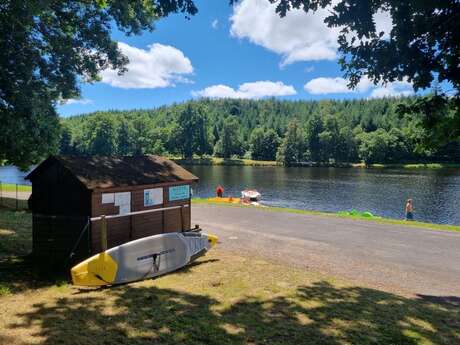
left=192, top=204, right=460, bottom=297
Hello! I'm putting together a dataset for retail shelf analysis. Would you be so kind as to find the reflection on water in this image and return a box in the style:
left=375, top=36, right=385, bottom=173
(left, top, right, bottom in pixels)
left=186, top=165, right=460, bottom=225
left=1, top=164, right=459, bottom=225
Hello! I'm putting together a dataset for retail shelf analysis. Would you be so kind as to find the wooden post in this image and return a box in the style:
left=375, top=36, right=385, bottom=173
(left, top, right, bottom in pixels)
left=180, top=205, right=185, bottom=232
left=16, top=184, right=18, bottom=210
left=100, top=215, right=108, bottom=252
left=161, top=207, right=165, bottom=234
left=87, top=217, right=92, bottom=256
left=129, top=215, right=133, bottom=240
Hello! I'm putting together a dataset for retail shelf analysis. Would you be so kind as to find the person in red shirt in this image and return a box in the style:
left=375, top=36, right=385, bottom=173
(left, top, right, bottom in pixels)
left=215, top=185, right=224, bottom=198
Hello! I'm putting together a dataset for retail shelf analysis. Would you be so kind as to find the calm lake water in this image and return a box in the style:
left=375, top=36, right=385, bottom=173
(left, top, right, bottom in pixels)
left=185, top=165, right=460, bottom=226
left=1, top=165, right=459, bottom=225
left=0, top=166, right=33, bottom=185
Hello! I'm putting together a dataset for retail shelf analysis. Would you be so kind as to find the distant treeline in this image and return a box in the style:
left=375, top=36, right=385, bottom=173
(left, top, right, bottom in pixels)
left=60, top=98, right=459, bottom=166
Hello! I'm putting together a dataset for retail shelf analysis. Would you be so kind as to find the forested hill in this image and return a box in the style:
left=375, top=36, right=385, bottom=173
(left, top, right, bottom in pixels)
left=60, top=98, right=459, bottom=165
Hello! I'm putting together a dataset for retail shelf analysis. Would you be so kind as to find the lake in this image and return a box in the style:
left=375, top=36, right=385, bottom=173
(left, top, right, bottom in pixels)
left=185, top=165, right=460, bottom=225
left=0, top=166, right=33, bottom=185
left=1, top=165, right=459, bottom=225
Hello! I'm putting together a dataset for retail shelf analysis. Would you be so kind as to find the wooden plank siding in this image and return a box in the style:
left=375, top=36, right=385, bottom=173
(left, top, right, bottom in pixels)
left=30, top=162, right=91, bottom=216
left=163, top=184, right=191, bottom=232
left=32, top=214, right=89, bottom=265
left=90, top=182, right=192, bottom=253
left=30, top=162, right=91, bottom=265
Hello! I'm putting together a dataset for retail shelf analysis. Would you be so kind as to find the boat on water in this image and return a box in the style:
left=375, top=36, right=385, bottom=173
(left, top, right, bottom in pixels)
left=241, top=189, right=262, bottom=205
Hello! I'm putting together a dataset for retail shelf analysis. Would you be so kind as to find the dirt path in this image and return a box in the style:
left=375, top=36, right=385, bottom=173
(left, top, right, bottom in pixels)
left=192, top=204, right=460, bottom=297
left=0, top=191, right=31, bottom=200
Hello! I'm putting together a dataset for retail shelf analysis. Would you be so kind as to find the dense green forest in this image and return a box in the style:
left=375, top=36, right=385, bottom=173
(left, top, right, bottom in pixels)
left=60, top=98, right=459, bottom=166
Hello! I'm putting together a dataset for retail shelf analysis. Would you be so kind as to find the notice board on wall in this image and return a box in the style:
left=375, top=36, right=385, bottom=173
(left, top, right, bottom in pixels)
left=144, top=188, right=163, bottom=207
left=114, top=192, right=131, bottom=215
left=168, top=185, right=190, bottom=201
left=102, top=193, right=115, bottom=204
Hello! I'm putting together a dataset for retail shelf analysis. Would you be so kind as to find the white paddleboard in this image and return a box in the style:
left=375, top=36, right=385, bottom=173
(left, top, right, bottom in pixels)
left=71, top=231, right=218, bottom=286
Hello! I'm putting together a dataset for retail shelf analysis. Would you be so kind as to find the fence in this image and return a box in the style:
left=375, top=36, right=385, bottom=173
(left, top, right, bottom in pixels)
left=0, top=182, right=31, bottom=210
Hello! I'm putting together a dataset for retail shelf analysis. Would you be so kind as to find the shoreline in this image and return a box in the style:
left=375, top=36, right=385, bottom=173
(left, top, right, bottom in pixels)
left=172, top=157, right=460, bottom=169
left=1, top=159, right=458, bottom=170
left=192, top=198, right=460, bottom=233
left=0, top=184, right=458, bottom=231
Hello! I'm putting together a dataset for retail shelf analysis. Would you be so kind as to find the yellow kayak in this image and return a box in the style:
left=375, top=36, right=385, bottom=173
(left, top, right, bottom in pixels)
left=207, top=197, right=241, bottom=204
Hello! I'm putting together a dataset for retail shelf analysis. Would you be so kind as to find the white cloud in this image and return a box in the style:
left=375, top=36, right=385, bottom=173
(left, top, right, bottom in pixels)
left=304, top=77, right=373, bottom=94
left=211, top=19, right=219, bottom=29
left=230, top=0, right=339, bottom=66
left=369, top=81, right=414, bottom=98
left=304, top=76, right=413, bottom=98
left=230, top=0, right=394, bottom=67
left=304, top=66, right=315, bottom=73
left=305, top=77, right=350, bottom=94
left=100, top=42, right=193, bottom=89
left=63, top=98, right=93, bottom=105
left=192, top=81, right=296, bottom=99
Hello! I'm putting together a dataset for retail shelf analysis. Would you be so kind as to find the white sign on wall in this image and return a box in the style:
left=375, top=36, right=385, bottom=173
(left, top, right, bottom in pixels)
left=144, top=188, right=163, bottom=207
left=114, top=192, right=131, bottom=215
left=102, top=193, right=114, bottom=204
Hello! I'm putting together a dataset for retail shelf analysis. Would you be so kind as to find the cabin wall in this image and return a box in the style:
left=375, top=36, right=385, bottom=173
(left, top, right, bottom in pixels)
left=30, top=163, right=91, bottom=215
left=164, top=186, right=191, bottom=232
left=30, top=163, right=91, bottom=265
left=32, top=215, right=89, bottom=266
left=90, top=182, right=192, bottom=253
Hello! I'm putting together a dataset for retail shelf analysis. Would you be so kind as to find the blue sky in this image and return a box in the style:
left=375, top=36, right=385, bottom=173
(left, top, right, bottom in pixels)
left=58, top=0, right=416, bottom=117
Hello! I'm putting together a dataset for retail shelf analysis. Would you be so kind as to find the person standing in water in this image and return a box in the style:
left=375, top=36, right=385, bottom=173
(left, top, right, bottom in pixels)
left=405, top=199, right=414, bottom=220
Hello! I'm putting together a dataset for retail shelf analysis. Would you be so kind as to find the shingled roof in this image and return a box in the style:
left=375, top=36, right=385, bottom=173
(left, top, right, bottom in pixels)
left=26, top=155, right=198, bottom=190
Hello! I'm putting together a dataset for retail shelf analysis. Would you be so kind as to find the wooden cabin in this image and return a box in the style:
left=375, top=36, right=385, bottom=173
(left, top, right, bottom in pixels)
left=26, top=155, right=198, bottom=266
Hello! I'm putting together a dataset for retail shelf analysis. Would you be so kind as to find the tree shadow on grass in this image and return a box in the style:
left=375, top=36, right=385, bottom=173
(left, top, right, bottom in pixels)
left=7, top=281, right=460, bottom=345
left=0, top=208, right=31, bottom=257
left=0, top=334, right=16, bottom=345
left=0, top=255, right=68, bottom=294
left=417, top=294, right=460, bottom=307
left=174, top=258, right=220, bottom=274
left=0, top=210, right=69, bottom=294
left=0, top=209, right=56, bottom=293
left=69, top=259, right=221, bottom=296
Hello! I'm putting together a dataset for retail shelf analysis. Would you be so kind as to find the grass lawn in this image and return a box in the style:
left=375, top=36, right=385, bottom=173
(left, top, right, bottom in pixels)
left=0, top=198, right=28, bottom=210
left=352, top=163, right=460, bottom=169
left=192, top=198, right=460, bottom=233
left=0, top=208, right=31, bottom=257
left=0, top=208, right=459, bottom=344
left=0, top=183, right=31, bottom=193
